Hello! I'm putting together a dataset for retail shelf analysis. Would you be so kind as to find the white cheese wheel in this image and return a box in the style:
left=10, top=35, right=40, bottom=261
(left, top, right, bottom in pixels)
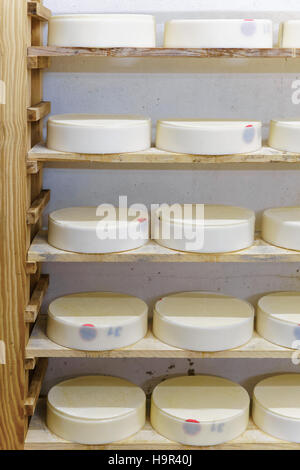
left=257, top=292, right=300, bottom=349
left=156, top=120, right=262, bottom=155
left=164, top=19, right=272, bottom=48
left=48, top=14, right=156, bottom=47
left=47, top=114, right=151, bottom=154
left=153, top=292, right=254, bottom=351
left=47, top=292, right=148, bottom=351
left=47, top=376, right=146, bottom=444
left=262, top=207, right=300, bottom=251
left=279, top=21, right=300, bottom=47
left=152, top=204, right=255, bottom=253
left=253, top=375, right=300, bottom=443
left=269, top=120, right=300, bottom=153
left=48, top=207, right=149, bottom=253
left=151, top=375, right=250, bottom=446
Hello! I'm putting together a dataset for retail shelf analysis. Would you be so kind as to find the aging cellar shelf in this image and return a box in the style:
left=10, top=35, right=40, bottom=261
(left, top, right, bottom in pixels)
left=25, top=399, right=299, bottom=450
left=28, top=46, right=300, bottom=59
left=26, top=316, right=294, bottom=359
left=28, top=230, right=300, bottom=263
left=28, top=143, right=300, bottom=165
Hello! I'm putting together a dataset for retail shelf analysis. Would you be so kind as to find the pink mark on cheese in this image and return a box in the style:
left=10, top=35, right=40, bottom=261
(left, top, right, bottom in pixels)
left=186, top=419, right=200, bottom=424
left=246, top=125, right=253, bottom=127
left=244, top=19, right=254, bottom=21
left=83, top=323, right=95, bottom=328
left=138, top=218, right=147, bottom=223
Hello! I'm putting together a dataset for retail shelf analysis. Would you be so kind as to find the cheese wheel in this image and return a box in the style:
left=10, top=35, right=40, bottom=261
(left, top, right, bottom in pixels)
left=151, top=375, right=250, bottom=446
left=47, top=376, right=146, bottom=444
left=262, top=207, right=300, bottom=251
left=153, top=292, right=254, bottom=351
left=47, top=292, right=148, bottom=351
left=48, top=207, right=149, bottom=253
left=164, top=19, right=272, bottom=48
left=253, top=374, right=300, bottom=443
left=279, top=21, right=300, bottom=47
left=156, top=120, right=262, bottom=155
left=47, top=114, right=151, bottom=154
left=152, top=204, right=255, bottom=253
left=48, top=14, right=156, bottom=47
left=257, top=292, right=300, bottom=349
left=269, top=120, right=300, bottom=153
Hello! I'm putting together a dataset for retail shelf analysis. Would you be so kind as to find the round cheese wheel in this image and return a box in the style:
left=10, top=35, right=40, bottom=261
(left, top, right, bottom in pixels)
left=253, top=374, right=300, bottom=443
left=47, top=292, right=148, bottom=351
left=279, top=21, right=300, bottom=47
left=269, top=120, right=300, bottom=153
left=153, top=292, right=254, bottom=351
left=47, top=376, right=146, bottom=444
left=164, top=19, right=272, bottom=48
left=257, top=292, right=300, bottom=349
left=47, top=114, right=151, bottom=154
left=156, top=120, right=262, bottom=155
left=151, top=375, right=250, bottom=446
left=152, top=204, right=255, bottom=253
left=262, top=207, right=300, bottom=251
left=48, top=207, right=149, bottom=253
left=48, top=14, right=156, bottom=47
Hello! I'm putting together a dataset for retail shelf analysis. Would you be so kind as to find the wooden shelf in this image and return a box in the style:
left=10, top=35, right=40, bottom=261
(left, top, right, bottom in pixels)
left=28, top=230, right=300, bottom=263
left=27, top=2, right=51, bottom=22
left=27, top=46, right=300, bottom=59
left=25, top=399, right=298, bottom=450
left=28, top=143, right=300, bottom=165
left=26, top=316, right=293, bottom=359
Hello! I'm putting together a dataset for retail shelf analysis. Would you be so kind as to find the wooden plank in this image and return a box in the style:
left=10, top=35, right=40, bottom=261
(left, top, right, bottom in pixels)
left=0, top=0, right=28, bottom=450
left=26, top=262, right=38, bottom=275
left=25, top=399, right=299, bottom=450
left=28, top=143, right=300, bottom=165
left=26, top=315, right=294, bottom=359
left=27, top=46, right=300, bottom=59
left=24, top=359, right=48, bottom=417
left=27, top=101, right=51, bottom=122
left=25, top=358, right=36, bottom=371
left=27, top=2, right=51, bottom=22
left=28, top=230, right=300, bottom=263
left=25, top=275, right=49, bottom=323
left=26, top=190, right=50, bottom=225
left=27, top=56, right=51, bottom=69
left=26, top=160, right=41, bottom=174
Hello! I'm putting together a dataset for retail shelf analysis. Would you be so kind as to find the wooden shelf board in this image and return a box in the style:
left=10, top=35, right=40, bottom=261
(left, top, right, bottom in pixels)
left=26, top=316, right=292, bottom=359
left=27, top=143, right=300, bottom=165
left=25, top=399, right=297, bottom=450
left=27, top=46, right=300, bottom=59
left=28, top=230, right=300, bottom=263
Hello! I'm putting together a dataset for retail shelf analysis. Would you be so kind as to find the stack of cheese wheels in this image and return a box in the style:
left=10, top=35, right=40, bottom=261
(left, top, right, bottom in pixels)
left=48, top=206, right=149, bottom=253
left=164, top=19, right=272, bottom=48
left=153, top=292, right=254, bottom=351
left=269, top=120, right=300, bottom=153
left=47, top=114, right=151, bottom=154
left=253, top=374, right=300, bottom=443
left=256, top=292, right=300, bottom=349
left=279, top=21, right=300, bottom=47
left=262, top=207, right=300, bottom=251
left=47, top=376, right=146, bottom=444
left=156, top=120, right=262, bottom=155
left=151, top=375, right=250, bottom=446
left=152, top=204, right=255, bottom=253
left=48, top=14, right=156, bottom=47
left=47, top=292, right=148, bottom=351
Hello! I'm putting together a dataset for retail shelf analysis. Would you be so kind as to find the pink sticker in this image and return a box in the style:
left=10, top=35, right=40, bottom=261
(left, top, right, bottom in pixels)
left=246, top=124, right=253, bottom=128
left=138, top=218, right=147, bottom=223
left=244, top=19, right=254, bottom=21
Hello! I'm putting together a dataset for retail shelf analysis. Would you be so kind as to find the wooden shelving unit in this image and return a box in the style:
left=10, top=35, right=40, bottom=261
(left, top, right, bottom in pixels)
left=1, top=0, right=300, bottom=450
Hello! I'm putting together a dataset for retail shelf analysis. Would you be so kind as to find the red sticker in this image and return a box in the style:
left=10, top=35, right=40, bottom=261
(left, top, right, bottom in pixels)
left=246, top=124, right=253, bottom=128
left=186, top=419, right=200, bottom=424
left=83, top=324, right=95, bottom=328
left=138, top=218, right=147, bottom=223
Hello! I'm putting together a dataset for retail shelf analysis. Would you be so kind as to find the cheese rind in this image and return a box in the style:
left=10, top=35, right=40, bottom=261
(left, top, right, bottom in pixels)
left=156, top=120, right=262, bottom=155
left=257, top=292, right=300, bottom=349
left=48, top=207, right=149, bottom=253
left=253, top=374, right=300, bottom=443
left=152, top=204, right=255, bottom=253
left=47, top=375, right=146, bottom=444
left=153, top=291, right=254, bottom=351
left=47, top=292, right=148, bottom=351
left=279, top=21, right=300, bottom=47
left=164, top=19, right=273, bottom=48
left=269, top=120, right=300, bottom=153
left=48, top=14, right=156, bottom=47
left=262, top=207, right=300, bottom=251
left=151, top=375, right=249, bottom=446
left=47, top=114, right=152, bottom=154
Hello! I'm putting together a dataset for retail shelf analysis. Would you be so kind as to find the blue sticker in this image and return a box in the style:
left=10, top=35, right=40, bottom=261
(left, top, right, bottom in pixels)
left=79, top=324, right=97, bottom=342
left=183, top=420, right=201, bottom=436
left=241, top=20, right=257, bottom=36
left=243, top=125, right=255, bottom=143
left=294, top=326, right=300, bottom=340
